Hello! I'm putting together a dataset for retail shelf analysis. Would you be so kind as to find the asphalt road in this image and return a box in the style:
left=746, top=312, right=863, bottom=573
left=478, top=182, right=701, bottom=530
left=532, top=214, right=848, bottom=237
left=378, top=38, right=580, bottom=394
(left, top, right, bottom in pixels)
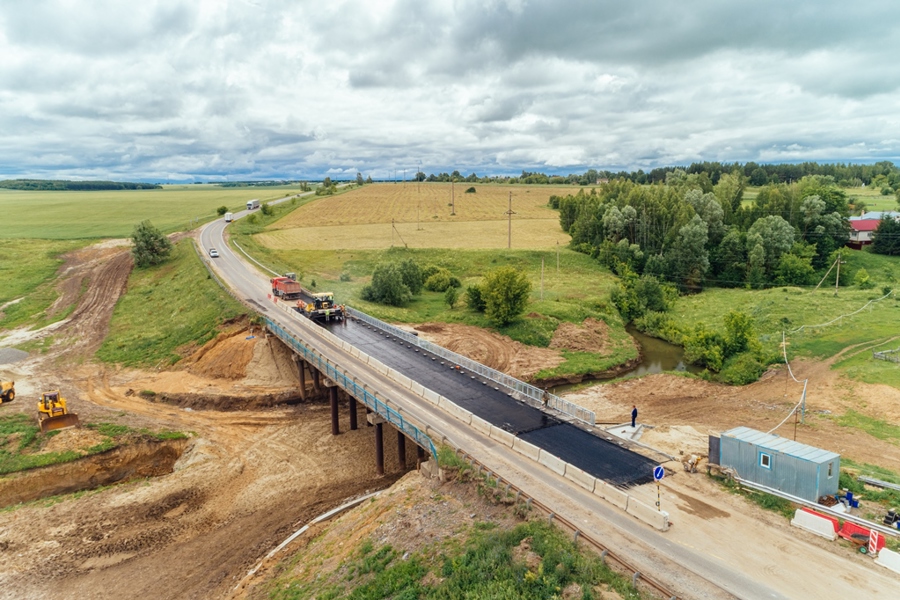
left=325, top=317, right=657, bottom=487
left=199, top=211, right=789, bottom=600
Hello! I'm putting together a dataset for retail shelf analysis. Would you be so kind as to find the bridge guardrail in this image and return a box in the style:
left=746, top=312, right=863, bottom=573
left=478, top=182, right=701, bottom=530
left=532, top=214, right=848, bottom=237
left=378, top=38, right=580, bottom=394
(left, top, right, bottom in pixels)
left=346, top=307, right=596, bottom=426
left=265, top=318, right=438, bottom=462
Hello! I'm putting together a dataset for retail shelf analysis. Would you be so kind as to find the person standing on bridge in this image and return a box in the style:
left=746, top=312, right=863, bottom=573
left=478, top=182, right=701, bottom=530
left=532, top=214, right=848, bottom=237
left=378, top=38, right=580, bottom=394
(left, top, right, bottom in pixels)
left=631, top=405, right=637, bottom=428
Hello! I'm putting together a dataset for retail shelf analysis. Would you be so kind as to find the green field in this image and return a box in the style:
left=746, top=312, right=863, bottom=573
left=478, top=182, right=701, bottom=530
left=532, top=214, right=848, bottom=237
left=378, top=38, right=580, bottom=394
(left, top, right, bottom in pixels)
left=96, top=239, right=247, bottom=367
left=0, top=238, right=84, bottom=330
left=0, top=184, right=305, bottom=239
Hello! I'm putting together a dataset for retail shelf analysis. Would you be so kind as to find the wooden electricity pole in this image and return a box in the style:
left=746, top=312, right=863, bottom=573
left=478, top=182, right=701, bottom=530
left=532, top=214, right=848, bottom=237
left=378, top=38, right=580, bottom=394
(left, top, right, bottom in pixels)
left=834, top=251, right=842, bottom=295
left=451, top=180, right=455, bottom=216
left=505, top=191, right=516, bottom=249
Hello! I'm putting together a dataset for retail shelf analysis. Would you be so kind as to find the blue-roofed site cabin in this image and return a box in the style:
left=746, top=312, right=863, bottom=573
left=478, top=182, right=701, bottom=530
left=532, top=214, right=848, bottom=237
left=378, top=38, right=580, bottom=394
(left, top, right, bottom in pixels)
left=714, top=427, right=840, bottom=503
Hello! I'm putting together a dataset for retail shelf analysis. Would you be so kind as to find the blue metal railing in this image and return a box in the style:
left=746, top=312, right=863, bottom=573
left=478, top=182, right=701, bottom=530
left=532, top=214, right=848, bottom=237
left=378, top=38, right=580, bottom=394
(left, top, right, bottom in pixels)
left=265, top=318, right=438, bottom=461
left=347, top=308, right=596, bottom=426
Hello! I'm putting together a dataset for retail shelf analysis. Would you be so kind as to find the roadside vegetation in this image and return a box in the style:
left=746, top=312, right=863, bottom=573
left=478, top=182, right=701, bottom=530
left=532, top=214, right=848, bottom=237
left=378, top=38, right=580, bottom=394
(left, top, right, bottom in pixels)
left=96, top=239, right=246, bottom=367
left=0, top=412, right=186, bottom=476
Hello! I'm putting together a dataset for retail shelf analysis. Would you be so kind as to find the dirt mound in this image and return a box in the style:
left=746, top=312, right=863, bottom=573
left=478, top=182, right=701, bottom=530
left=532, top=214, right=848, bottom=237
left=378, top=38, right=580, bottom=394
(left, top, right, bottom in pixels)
left=147, top=390, right=304, bottom=411
left=549, top=318, right=609, bottom=353
left=411, top=322, right=563, bottom=380
left=187, top=329, right=258, bottom=380
left=39, top=427, right=106, bottom=454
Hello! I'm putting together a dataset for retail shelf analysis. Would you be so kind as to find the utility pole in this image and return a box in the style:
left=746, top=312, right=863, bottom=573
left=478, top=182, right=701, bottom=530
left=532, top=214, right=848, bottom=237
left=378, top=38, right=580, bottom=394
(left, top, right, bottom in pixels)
left=834, top=251, right=842, bottom=295
left=451, top=180, right=455, bottom=216
left=540, top=258, right=544, bottom=301
left=505, top=191, right=516, bottom=249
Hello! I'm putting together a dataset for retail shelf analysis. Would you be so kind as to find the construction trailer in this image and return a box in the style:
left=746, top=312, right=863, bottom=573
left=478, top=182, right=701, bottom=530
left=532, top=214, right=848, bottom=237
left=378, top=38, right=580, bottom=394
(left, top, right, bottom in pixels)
left=718, top=426, right=840, bottom=503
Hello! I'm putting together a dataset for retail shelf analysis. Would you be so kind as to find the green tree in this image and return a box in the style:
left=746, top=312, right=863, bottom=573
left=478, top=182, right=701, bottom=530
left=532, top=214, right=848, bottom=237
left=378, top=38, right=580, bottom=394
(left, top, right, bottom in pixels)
left=711, top=228, right=747, bottom=287
left=360, top=263, right=411, bottom=306
left=723, top=310, right=757, bottom=356
left=131, top=220, right=172, bottom=268
left=748, top=215, right=795, bottom=275
left=466, top=285, right=486, bottom=311
left=398, top=258, right=423, bottom=294
left=774, top=253, right=815, bottom=286
left=854, top=267, right=873, bottom=289
left=610, top=269, right=673, bottom=322
left=444, top=286, right=459, bottom=308
left=871, top=217, right=900, bottom=256
left=356, top=172, right=364, bottom=186
left=260, top=202, right=273, bottom=216
left=668, top=215, right=709, bottom=290
left=481, top=266, right=531, bottom=326
left=216, top=205, right=228, bottom=216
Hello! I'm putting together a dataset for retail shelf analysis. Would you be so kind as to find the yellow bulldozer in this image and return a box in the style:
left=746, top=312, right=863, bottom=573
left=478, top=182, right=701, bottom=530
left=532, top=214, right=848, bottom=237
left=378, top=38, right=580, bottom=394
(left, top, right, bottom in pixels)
left=37, top=390, right=80, bottom=433
left=1, top=381, right=14, bottom=403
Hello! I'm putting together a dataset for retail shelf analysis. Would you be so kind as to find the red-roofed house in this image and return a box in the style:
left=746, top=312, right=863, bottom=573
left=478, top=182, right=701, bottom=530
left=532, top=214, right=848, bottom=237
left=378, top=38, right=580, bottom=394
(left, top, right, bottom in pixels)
left=849, top=219, right=880, bottom=248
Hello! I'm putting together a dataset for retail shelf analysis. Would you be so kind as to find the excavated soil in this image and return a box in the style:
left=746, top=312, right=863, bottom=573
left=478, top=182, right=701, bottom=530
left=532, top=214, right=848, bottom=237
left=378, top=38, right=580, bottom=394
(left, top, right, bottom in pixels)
left=0, top=438, right=188, bottom=508
left=410, top=322, right=564, bottom=380
left=549, top=317, right=610, bottom=353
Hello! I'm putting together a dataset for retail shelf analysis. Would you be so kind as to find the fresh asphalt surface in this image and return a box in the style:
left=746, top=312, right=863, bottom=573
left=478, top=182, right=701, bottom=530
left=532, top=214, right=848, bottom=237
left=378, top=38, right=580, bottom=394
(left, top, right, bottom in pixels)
left=322, top=317, right=657, bottom=487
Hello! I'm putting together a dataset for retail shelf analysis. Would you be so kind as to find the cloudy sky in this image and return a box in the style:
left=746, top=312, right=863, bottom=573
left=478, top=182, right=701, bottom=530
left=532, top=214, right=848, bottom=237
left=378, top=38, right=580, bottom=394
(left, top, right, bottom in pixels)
left=2, top=0, right=899, bottom=181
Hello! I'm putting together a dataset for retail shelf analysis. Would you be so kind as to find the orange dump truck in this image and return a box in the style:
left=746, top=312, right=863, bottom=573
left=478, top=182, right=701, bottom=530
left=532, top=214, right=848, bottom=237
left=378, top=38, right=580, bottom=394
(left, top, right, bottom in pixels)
left=271, top=276, right=303, bottom=300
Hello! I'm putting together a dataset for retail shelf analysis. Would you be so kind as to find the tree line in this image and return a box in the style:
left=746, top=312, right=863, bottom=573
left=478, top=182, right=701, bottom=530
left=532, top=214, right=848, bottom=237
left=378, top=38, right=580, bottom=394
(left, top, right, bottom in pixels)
left=0, top=179, right=161, bottom=191
left=411, top=160, right=900, bottom=193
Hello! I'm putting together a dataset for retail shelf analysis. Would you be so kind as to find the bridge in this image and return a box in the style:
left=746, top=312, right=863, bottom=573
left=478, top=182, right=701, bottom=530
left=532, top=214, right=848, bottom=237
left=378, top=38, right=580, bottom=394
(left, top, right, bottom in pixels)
left=199, top=207, right=792, bottom=600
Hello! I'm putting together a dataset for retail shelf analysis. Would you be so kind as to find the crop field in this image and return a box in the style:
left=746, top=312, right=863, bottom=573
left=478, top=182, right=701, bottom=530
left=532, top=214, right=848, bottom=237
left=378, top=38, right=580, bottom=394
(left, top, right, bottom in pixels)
left=0, top=184, right=304, bottom=239
left=259, top=182, right=576, bottom=250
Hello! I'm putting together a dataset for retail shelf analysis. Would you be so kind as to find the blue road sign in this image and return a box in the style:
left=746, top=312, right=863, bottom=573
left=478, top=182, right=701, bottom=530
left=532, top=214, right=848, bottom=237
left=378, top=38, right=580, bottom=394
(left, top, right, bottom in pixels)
left=653, top=465, right=665, bottom=481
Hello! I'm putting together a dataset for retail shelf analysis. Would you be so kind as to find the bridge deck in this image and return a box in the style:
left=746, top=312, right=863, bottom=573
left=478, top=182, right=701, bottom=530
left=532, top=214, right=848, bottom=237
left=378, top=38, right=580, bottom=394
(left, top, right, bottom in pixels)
left=325, top=319, right=656, bottom=487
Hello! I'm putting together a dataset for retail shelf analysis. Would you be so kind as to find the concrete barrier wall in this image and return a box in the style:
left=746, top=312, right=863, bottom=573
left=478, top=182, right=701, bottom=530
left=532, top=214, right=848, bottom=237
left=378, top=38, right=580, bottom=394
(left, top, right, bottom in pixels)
left=564, top=465, right=596, bottom=493
left=626, top=498, right=670, bottom=531
left=791, top=509, right=837, bottom=541
left=538, top=451, right=567, bottom=476
left=440, top=400, right=473, bottom=426
left=512, top=438, right=542, bottom=461
left=489, top=428, right=516, bottom=449
left=410, top=382, right=425, bottom=396
left=470, top=416, right=492, bottom=436
left=594, top=481, right=629, bottom=510
left=423, top=389, right=441, bottom=405
left=875, top=547, right=900, bottom=575
left=390, top=371, right=413, bottom=389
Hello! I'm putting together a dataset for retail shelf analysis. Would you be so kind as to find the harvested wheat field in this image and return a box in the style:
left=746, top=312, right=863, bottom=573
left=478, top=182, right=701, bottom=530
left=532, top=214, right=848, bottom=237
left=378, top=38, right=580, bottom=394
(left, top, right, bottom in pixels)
left=256, top=183, right=577, bottom=250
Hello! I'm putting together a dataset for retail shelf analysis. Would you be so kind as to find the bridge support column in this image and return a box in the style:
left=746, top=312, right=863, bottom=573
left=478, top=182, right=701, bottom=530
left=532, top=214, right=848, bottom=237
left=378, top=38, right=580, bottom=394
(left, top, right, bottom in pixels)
left=365, top=407, right=373, bottom=427
left=416, top=445, right=426, bottom=462
left=349, top=397, right=358, bottom=430
left=329, top=386, right=339, bottom=435
left=397, top=433, right=406, bottom=469
left=367, top=412, right=386, bottom=476
left=312, top=369, right=321, bottom=392
left=295, top=357, right=307, bottom=401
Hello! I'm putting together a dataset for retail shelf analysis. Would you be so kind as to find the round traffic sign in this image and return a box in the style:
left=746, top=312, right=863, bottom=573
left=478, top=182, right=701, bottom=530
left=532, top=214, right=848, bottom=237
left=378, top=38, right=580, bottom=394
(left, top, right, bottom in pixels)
left=653, top=465, right=665, bottom=481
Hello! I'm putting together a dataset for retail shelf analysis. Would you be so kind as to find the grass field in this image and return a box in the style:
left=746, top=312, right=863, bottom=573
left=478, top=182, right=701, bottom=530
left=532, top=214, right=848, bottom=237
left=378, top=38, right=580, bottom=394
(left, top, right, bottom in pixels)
left=0, top=184, right=305, bottom=239
left=96, top=239, right=247, bottom=367
left=664, top=249, right=900, bottom=384
left=0, top=239, right=84, bottom=330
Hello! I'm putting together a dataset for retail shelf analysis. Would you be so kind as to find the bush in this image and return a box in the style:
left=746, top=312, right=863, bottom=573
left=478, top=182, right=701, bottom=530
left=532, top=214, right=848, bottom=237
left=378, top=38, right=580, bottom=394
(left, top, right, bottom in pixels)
left=445, top=286, right=459, bottom=308
left=360, top=263, right=411, bottom=306
left=854, top=267, right=873, bottom=289
left=482, top=266, right=531, bottom=326
left=719, top=352, right=766, bottom=385
left=260, top=202, right=274, bottom=216
left=464, top=186, right=476, bottom=193
left=339, top=272, right=352, bottom=282
left=466, top=285, right=486, bottom=311
left=424, top=268, right=453, bottom=292
left=216, top=205, right=228, bottom=216
left=398, top=259, right=423, bottom=294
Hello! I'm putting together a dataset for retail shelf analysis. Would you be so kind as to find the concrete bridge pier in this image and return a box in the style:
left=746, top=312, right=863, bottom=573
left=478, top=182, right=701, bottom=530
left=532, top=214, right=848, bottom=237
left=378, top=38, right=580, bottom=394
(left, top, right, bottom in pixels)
left=312, top=369, right=321, bottom=392
left=397, top=433, right=406, bottom=469
left=293, top=356, right=307, bottom=401
left=349, top=396, right=358, bottom=430
left=416, top=445, right=426, bottom=463
left=328, top=384, right=339, bottom=435
left=367, top=412, right=386, bottom=476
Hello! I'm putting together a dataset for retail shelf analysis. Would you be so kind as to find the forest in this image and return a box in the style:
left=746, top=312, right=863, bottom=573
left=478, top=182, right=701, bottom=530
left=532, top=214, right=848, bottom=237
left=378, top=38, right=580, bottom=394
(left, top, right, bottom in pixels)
left=0, top=179, right=161, bottom=191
